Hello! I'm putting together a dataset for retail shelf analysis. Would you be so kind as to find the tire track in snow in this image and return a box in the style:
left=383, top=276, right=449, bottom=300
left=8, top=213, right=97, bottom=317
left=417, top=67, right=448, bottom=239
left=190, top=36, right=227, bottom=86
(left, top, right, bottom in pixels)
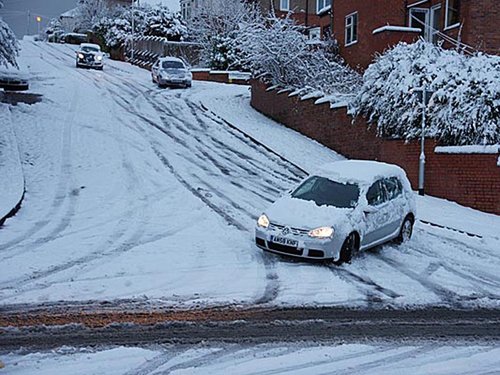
left=93, top=72, right=283, bottom=305
left=0, top=44, right=166, bottom=297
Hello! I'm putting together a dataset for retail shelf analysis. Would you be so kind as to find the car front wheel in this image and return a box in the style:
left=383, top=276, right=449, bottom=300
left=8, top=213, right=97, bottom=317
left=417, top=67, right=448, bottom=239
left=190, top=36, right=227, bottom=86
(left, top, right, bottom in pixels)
left=334, top=233, right=357, bottom=265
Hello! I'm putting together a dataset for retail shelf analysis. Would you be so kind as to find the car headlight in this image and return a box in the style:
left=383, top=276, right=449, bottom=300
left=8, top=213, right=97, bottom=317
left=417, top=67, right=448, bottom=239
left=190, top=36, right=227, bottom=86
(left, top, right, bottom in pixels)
left=96, top=55, right=103, bottom=61
left=308, top=226, right=334, bottom=239
left=257, top=214, right=270, bottom=228
left=78, top=53, right=84, bottom=59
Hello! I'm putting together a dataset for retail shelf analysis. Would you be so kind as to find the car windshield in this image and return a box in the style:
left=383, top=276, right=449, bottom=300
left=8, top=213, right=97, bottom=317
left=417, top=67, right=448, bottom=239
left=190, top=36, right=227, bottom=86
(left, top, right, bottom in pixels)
left=162, top=61, right=185, bottom=69
left=82, top=46, right=99, bottom=52
left=291, top=176, right=360, bottom=208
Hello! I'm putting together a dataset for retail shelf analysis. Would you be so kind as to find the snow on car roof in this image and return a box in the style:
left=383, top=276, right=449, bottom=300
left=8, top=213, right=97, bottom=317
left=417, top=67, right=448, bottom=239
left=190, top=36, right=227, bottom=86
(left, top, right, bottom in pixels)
left=80, top=43, right=101, bottom=49
left=158, top=56, right=183, bottom=63
left=316, top=160, right=406, bottom=185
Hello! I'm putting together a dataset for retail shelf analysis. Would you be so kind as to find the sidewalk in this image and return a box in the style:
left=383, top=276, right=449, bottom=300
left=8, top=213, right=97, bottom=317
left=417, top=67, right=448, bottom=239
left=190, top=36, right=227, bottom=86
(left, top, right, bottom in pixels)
left=0, top=103, right=25, bottom=226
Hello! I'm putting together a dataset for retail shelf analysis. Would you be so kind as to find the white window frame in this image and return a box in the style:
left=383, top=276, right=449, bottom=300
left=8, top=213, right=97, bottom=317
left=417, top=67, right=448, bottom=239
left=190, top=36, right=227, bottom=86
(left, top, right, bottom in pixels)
left=409, top=7, right=430, bottom=41
left=444, top=0, right=460, bottom=30
left=345, top=12, right=358, bottom=46
left=280, top=0, right=290, bottom=11
left=316, top=0, right=328, bottom=14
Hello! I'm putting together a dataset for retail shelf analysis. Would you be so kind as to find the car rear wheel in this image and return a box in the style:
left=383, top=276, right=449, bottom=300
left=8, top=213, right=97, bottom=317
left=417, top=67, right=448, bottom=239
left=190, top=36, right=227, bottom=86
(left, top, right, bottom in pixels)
left=396, top=215, right=413, bottom=244
left=334, top=233, right=357, bottom=265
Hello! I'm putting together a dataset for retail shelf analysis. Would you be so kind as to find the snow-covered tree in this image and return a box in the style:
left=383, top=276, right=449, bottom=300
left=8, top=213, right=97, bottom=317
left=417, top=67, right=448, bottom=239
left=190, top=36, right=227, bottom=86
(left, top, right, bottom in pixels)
left=188, top=0, right=260, bottom=69
left=91, top=5, right=187, bottom=50
left=76, top=0, right=111, bottom=32
left=93, top=9, right=131, bottom=49
left=0, top=0, right=19, bottom=68
left=237, top=15, right=360, bottom=101
left=352, top=40, right=500, bottom=145
left=143, top=6, right=187, bottom=41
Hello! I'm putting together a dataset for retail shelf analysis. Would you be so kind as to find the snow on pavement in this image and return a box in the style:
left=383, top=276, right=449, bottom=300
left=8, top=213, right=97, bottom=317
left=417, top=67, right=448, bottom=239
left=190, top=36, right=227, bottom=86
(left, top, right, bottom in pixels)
left=3, top=342, right=500, bottom=374
left=0, top=41, right=499, bottom=310
left=0, top=104, right=24, bottom=221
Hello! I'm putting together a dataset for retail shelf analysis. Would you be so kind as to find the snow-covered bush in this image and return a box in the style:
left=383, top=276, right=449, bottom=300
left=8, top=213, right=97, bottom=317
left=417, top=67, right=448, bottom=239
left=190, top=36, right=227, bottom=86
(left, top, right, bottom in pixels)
left=142, top=6, right=187, bottom=41
left=352, top=40, right=500, bottom=145
left=90, top=5, right=187, bottom=51
left=0, top=0, right=19, bottom=68
left=93, top=11, right=131, bottom=49
left=188, top=0, right=260, bottom=70
left=238, top=15, right=360, bottom=101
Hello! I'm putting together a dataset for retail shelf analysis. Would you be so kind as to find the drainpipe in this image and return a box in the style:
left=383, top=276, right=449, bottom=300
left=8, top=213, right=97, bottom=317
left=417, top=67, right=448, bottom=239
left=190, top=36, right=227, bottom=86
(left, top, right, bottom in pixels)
left=404, top=0, right=408, bottom=26
left=305, top=0, right=309, bottom=27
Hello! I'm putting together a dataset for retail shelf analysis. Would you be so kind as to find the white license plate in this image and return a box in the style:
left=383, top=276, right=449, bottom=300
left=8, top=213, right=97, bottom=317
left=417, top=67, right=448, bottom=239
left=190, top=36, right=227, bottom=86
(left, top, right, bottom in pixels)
left=270, top=236, right=298, bottom=247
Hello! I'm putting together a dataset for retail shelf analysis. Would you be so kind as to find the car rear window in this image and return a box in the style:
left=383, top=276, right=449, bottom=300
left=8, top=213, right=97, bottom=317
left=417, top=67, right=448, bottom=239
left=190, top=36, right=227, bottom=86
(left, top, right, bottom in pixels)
left=292, top=176, right=360, bottom=208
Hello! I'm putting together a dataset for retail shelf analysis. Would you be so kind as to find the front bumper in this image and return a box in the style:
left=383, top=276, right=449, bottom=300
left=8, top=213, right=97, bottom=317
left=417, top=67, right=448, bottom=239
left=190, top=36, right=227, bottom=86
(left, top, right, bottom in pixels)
left=77, top=58, right=103, bottom=68
left=158, top=78, right=191, bottom=86
left=255, top=226, right=342, bottom=261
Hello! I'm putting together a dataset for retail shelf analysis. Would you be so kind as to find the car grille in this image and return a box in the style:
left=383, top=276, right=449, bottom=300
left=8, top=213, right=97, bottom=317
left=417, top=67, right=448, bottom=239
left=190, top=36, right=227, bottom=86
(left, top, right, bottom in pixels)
left=267, top=242, right=303, bottom=256
left=308, top=249, right=325, bottom=258
left=269, top=222, right=309, bottom=236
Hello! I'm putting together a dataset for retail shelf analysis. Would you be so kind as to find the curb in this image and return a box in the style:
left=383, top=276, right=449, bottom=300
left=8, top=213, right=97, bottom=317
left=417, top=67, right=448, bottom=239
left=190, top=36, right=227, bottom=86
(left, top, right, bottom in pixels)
left=0, top=105, right=25, bottom=228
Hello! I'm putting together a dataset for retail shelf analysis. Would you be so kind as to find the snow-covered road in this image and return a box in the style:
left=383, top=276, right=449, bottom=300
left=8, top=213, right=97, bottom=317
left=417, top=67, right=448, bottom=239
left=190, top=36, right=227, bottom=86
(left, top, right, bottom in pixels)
left=1, top=40, right=499, bottom=310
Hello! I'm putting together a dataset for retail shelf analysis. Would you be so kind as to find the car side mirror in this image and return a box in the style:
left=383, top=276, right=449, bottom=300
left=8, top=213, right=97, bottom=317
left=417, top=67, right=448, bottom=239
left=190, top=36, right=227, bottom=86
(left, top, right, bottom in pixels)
left=363, top=205, right=379, bottom=214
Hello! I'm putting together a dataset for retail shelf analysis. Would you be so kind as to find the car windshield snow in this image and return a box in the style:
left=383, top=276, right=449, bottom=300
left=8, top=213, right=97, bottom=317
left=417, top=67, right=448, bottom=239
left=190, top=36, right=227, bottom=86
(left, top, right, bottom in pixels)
left=291, top=176, right=360, bottom=208
left=82, top=46, right=99, bottom=53
left=162, top=61, right=185, bottom=69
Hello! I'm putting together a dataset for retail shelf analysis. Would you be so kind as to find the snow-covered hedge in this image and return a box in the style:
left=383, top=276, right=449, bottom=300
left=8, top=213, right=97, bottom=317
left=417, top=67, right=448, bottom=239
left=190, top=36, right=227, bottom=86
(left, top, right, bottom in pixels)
left=0, top=1, right=18, bottom=68
left=237, top=16, right=361, bottom=103
left=352, top=40, right=500, bottom=146
left=76, top=3, right=187, bottom=50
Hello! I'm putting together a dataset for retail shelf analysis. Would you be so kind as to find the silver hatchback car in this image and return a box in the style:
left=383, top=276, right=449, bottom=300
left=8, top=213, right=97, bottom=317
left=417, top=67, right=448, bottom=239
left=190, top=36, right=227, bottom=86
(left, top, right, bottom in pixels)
left=255, top=160, right=416, bottom=264
left=151, top=57, right=192, bottom=88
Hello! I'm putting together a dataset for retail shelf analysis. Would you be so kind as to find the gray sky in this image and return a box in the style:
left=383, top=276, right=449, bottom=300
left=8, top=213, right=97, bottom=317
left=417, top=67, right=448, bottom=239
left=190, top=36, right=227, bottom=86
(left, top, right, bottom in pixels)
left=1, top=0, right=78, bottom=37
left=0, top=0, right=180, bottom=38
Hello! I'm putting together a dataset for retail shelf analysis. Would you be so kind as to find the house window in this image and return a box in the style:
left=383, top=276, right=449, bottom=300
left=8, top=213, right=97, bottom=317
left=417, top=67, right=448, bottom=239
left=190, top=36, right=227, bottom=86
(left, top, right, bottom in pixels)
left=317, top=0, right=328, bottom=13
left=345, top=12, right=358, bottom=46
left=409, top=6, right=441, bottom=43
left=445, top=0, right=460, bottom=29
left=280, top=0, right=290, bottom=11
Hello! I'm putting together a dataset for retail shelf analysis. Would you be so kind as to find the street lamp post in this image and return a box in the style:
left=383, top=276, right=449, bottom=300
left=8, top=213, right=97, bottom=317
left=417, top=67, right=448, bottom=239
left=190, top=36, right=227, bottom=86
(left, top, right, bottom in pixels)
left=412, top=85, right=434, bottom=196
left=36, top=16, right=42, bottom=36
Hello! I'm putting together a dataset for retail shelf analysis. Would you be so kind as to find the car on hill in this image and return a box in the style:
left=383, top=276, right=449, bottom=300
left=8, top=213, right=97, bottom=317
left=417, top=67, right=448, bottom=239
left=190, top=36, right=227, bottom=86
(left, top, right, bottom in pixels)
left=76, top=43, right=104, bottom=70
left=255, top=160, right=416, bottom=264
left=151, top=57, right=192, bottom=88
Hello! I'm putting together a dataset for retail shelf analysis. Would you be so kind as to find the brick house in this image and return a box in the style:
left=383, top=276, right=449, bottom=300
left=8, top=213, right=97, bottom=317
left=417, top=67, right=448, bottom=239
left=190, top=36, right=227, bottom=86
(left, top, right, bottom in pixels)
left=257, top=0, right=333, bottom=39
left=332, top=0, right=500, bottom=70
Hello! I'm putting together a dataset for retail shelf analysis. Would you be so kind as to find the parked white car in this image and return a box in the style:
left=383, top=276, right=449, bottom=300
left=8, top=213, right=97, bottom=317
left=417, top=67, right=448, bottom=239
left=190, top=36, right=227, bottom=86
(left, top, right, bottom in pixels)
left=255, top=160, right=416, bottom=264
left=75, top=43, right=104, bottom=70
left=151, top=57, right=192, bottom=88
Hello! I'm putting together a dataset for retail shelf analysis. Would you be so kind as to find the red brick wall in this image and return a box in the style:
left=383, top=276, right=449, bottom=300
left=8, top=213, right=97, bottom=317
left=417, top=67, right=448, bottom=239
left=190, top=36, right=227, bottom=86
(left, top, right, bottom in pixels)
left=251, top=80, right=500, bottom=214
left=454, top=0, right=500, bottom=55
left=191, top=71, right=250, bottom=85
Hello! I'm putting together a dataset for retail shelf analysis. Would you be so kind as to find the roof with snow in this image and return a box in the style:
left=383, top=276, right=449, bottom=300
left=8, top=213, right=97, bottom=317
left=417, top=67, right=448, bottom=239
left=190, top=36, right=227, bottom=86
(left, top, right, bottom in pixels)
left=316, top=160, right=406, bottom=185
left=60, top=7, right=79, bottom=18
